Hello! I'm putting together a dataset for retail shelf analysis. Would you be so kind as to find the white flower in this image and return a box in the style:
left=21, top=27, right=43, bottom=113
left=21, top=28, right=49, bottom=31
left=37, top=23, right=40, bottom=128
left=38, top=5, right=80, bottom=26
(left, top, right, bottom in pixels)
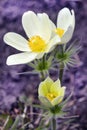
left=38, top=77, right=66, bottom=107
left=51, top=7, right=75, bottom=44
left=4, top=11, right=60, bottom=65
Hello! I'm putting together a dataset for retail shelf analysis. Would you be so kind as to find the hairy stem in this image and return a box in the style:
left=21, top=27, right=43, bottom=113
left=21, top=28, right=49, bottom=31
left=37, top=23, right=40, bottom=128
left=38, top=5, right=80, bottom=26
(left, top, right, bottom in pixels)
left=51, top=116, right=56, bottom=130
left=40, top=71, right=45, bottom=81
left=59, top=45, right=64, bottom=83
left=40, top=55, right=46, bottom=81
left=59, top=62, right=64, bottom=83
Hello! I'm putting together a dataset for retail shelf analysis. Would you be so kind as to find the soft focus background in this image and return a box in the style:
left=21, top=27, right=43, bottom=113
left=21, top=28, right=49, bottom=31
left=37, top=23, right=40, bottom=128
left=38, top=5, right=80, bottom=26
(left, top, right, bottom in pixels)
left=0, top=0, right=87, bottom=129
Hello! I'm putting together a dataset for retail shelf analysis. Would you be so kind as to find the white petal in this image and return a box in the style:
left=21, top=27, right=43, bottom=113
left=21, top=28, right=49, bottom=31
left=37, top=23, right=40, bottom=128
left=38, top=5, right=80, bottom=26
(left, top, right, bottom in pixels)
left=46, top=35, right=61, bottom=52
left=61, top=26, right=74, bottom=44
left=39, top=96, right=52, bottom=108
left=71, top=10, right=75, bottom=30
left=4, top=32, right=30, bottom=51
left=36, top=53, right=44, bottom=59
left=50, top=20, right=56, bottom=30
left=52, top=87, right=66, bottom=106
left=22, top=11, right=40, bottom=38
left=57, top=8, right=74, bottom=31
left=59, top=87, right=66, bottom=97
left=52, top=96, right=63, bottom=106
left=50, top=20, right=56, bottom=37
left=6, top=52, right=38, bottom=65
left=37, top=13, right=52, bottom=42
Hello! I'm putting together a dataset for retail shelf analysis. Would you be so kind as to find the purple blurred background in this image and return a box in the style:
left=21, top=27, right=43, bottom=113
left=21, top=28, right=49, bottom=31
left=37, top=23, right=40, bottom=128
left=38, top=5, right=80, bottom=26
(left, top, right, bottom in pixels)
left=0, top=0, right=87, bottom=129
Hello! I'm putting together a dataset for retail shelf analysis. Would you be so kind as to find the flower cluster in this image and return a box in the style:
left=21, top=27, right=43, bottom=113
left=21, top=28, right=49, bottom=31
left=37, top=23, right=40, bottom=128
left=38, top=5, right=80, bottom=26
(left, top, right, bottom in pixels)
left=3, top=7, right=79, bottom=130
left=4, top=7, right=75, bottom=65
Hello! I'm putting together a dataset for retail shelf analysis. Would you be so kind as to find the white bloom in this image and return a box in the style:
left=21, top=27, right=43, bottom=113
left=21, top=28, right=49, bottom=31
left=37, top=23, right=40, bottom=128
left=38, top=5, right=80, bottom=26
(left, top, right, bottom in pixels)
left=38, top=77, right=66, bottom=106
left=4, top=11, right=60, bottom=65
left=51, top=7, right=75, bottom=44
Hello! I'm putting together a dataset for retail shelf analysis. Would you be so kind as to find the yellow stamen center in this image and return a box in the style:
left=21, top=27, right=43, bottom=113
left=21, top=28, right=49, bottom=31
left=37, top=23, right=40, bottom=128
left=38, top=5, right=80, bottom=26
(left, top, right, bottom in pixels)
left=55, top=28, right=64, bottom=38
left=28, top=36, right=47, bottom=52
left=46, top=92, right=57, bottom=101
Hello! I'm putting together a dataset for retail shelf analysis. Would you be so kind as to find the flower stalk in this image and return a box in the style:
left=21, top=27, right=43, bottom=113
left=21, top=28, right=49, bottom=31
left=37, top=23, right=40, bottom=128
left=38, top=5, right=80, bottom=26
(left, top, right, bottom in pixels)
left=40, top=55, right=48, bottom=81
left=59, top=62, right=64, bottom=83
left=40, top=71, right=45, bottom=81
left=51, top=116, right=56, bottom=130
left=59, top=45, right=64, bottom=83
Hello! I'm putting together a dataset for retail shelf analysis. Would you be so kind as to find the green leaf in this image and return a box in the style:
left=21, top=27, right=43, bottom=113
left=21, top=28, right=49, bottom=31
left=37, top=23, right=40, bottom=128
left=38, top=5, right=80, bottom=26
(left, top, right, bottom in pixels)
left=59, top=92, right=73, bottom=107
left=4, top=116, right=14, bottom=130
left=16, top=70, right=38, bottom=75
left=0, top=113, right=9, bottom=120
left=36, top=128, right=48, bottom=130
left=55, top=39, right=81, bottom=68
left=30, top=104, right=48, bottom=110
left=11, top=115, right=23, bottom=130
left=19, top=94, right=33, bottom=105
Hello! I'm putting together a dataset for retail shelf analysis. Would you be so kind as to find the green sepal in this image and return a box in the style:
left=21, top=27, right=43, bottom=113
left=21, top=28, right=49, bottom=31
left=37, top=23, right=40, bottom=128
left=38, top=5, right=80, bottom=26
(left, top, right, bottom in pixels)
left=49, top=104, right=67, bottom=118
left=50, top=105, right=62, bottom=114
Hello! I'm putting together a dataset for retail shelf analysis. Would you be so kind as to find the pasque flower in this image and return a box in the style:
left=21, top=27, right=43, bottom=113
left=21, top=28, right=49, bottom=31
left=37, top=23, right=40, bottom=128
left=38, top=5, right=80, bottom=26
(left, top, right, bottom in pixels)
left=4, top=11, right=60, bottom=65
left=38, top=77, right=66, bottom=107
left=51, top=7, right=75, bottom=44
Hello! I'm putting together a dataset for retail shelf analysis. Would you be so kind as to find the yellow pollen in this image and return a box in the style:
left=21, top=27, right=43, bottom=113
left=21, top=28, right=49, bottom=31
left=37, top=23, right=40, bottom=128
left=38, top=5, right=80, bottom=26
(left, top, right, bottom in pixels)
left=55, top=28, right=64, bottom=38
left=28, top=36, right=47, bottom=52
left=46, top=92, right=57, bottom=101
